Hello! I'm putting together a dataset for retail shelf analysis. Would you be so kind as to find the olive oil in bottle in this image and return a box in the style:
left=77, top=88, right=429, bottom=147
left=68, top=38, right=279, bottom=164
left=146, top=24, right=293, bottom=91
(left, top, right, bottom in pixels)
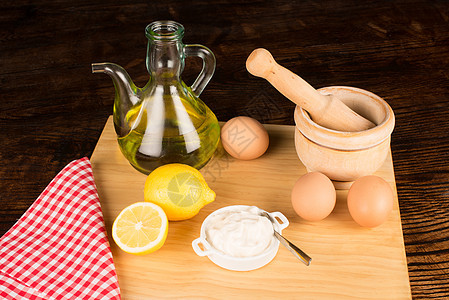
left=117, top=95, right=220, bottom=174
left=93, top=21, right=219, bottom=175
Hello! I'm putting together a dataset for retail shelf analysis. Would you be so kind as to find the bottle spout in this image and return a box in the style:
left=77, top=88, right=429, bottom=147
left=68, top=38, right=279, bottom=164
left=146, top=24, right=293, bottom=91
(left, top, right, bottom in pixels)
left=91, top=62, right=140, bottom=105
left=92, top=62, right=109, bottom=73
left=92, top=62, right=141, bottom=137
left=91, top=62, right=133, bottom=84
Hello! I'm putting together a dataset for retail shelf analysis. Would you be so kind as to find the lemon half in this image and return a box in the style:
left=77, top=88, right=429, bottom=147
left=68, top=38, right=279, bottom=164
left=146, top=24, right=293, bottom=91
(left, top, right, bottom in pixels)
left=112, top=202, right=168, bottom=255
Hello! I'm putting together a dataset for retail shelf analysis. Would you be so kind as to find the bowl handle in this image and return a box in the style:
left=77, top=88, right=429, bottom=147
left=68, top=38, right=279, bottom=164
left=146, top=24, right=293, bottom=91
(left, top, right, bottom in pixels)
left=270, top=212, right=289, bottom=231
left=192, top=238, right=213, bottom=256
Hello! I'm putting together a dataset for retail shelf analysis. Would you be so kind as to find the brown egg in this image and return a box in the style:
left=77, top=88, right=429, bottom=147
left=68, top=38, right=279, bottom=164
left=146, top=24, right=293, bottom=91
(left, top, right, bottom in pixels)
left=347, top=175, right=394, bottom=227
left=291, top=172, right=336, bottom=221
left=221, top=116, right=269, bottom=160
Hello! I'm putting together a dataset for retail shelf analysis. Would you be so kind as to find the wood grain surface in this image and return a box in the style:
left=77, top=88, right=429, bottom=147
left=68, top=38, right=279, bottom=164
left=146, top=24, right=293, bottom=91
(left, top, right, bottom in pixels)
left=1, top=1, right=448, bottom=298
left=91, top=117, right=410, bottom=299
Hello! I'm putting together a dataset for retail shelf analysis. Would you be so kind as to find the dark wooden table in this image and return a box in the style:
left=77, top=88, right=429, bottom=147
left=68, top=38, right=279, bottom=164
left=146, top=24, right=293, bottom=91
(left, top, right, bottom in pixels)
left=1, top=0, right=448, bottom=298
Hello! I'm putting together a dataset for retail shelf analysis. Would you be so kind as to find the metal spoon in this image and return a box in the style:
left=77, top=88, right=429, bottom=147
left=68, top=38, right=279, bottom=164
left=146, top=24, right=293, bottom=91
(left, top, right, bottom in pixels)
left=260, top=211, right=312, bottom=266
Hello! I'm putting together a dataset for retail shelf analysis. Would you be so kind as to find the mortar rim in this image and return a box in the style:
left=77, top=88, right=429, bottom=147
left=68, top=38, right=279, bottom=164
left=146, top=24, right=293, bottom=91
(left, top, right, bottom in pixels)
left=294, top=86, right=395, bottom=150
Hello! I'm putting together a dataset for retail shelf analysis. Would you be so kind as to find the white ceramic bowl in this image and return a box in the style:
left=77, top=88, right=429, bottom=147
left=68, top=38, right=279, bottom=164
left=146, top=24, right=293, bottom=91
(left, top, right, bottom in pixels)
left=192, top=205, right=289, bottom=271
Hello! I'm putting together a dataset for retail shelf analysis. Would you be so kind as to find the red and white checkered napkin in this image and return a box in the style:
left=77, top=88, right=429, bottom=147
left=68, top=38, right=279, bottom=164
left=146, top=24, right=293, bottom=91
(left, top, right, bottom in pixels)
left=0, top=157, right=120, bottom=299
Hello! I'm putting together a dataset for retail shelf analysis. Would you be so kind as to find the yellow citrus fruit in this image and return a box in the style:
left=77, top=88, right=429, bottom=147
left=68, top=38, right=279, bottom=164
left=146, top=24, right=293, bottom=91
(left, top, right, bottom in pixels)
left=144, top=163, right=216, bottom=221
left=112, top=202, right=168, bottom=255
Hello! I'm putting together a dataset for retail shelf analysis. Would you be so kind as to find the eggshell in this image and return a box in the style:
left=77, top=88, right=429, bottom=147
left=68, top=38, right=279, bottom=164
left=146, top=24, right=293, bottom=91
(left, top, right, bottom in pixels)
left=347, top=175, right=394, bottom=227
left=221, top=116, right=269, bottom=160
left=291, top=172, right=336, bottom=221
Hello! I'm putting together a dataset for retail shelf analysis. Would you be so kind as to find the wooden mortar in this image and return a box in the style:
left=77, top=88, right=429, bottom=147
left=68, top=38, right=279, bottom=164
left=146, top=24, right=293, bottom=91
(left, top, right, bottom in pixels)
left=294, top=86, right=395, bottom=189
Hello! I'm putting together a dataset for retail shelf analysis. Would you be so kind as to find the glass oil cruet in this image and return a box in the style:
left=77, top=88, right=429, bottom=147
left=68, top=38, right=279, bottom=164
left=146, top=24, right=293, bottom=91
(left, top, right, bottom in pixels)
left=92, top=20, right=220, bottom=174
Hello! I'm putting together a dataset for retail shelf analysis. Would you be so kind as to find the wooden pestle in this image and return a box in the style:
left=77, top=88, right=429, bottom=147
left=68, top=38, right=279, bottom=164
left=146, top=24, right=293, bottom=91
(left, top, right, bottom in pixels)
left=246, top=48, right=376, bottom=132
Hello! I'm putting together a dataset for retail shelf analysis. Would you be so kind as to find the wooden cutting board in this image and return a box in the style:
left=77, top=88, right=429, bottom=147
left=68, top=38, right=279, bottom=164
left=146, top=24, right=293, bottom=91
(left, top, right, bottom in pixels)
left=91, top=116, right=411, bottom=299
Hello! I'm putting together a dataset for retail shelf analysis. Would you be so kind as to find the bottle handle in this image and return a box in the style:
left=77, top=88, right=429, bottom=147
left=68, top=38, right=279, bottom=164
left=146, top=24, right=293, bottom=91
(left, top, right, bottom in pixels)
left=184, top=44, right=216, bottom=97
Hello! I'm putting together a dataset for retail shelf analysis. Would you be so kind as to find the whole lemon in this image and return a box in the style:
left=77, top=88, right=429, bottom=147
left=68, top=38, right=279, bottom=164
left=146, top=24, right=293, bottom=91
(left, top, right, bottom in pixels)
left=144, top=164, right=216, bottom=221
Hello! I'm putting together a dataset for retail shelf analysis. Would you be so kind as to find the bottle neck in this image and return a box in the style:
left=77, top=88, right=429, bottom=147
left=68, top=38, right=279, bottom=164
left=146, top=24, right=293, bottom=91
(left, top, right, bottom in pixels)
left=146, top=39, right=184, bottom=79
left=145, top=21, right=186, bottom=80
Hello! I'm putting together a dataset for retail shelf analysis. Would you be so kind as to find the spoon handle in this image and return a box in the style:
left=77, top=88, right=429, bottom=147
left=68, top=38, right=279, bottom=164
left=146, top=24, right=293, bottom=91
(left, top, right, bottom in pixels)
left=274, top=230, right=312, bottom=266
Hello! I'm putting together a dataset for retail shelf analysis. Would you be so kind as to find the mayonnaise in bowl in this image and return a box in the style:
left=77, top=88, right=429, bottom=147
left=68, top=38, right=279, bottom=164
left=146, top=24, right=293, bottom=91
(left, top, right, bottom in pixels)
left=192, top=205, right=289, bottom=271
left=205, top=206, right=274, bottom=257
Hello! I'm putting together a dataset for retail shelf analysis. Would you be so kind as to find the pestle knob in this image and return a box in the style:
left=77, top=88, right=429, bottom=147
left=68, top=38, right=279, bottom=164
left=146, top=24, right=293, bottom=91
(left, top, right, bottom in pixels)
left=246, top=48, right=375, bottom=132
